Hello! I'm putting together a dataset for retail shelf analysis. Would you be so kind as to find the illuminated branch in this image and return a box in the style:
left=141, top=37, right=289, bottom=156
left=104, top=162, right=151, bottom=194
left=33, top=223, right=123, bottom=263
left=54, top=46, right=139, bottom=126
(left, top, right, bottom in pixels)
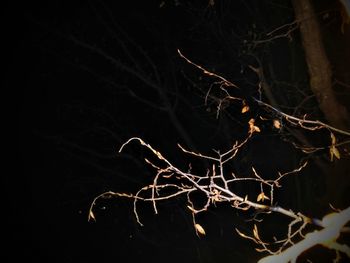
left=90, top=136, right=318, bottom=240
left=254, top=99, right=350, bottom=136
left=177, top=49, right=350, bottom=137
left=89, top=134, right=350, bottom=262
left=257, top=207, right=350, bottom=263
left=88, top=49, right=350, bottom=262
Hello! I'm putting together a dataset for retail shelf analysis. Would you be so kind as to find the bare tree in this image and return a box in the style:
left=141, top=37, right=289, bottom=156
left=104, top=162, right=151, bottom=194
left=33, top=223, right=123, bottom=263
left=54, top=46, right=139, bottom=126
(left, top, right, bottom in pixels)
left=36, top=1, right=350, bottom=262
left=89, top=47, right=350, bottom=261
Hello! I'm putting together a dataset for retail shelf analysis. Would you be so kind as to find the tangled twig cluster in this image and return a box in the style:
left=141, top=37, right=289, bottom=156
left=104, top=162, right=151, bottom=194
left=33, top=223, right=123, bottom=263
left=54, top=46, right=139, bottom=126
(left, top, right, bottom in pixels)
left=89, top=50, right=350, bottom=262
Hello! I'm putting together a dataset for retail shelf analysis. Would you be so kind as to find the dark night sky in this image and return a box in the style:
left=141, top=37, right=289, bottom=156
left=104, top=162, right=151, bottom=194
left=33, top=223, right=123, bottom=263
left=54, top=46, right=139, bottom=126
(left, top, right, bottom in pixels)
left=12, top=1, right=350, bottom=262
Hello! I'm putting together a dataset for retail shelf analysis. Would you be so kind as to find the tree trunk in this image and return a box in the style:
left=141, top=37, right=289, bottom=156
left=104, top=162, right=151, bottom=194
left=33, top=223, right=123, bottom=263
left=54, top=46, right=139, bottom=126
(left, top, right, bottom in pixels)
left=292, top=0, right=350, bottom=130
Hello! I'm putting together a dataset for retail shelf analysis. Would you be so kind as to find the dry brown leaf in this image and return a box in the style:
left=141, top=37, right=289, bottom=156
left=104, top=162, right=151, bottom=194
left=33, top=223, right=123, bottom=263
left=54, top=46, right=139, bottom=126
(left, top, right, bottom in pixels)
left=257, top=192, right=270, bottom=202
left=242, top=105, right=250, bottom=113
left=330, top=146, right=340, bottom=161
left=330, top=132, right=336, bottom=145
left=195, top=223, right=206, bottom=235
left=273, top=119, right=281, bottom=129
left=248, top=119, right=261, bottom=133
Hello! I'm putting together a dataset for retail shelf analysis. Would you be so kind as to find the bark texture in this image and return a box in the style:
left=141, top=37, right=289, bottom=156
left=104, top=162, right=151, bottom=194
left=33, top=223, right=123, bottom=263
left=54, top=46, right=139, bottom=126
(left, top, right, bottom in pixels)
left=292, top=0, right=350, bottom=130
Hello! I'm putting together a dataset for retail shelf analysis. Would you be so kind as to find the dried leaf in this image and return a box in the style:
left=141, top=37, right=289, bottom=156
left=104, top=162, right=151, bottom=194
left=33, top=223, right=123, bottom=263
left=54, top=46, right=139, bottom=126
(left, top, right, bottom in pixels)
left=195, top=223, right=206, bottom=235
left=333, top=147, right=340, bottom=159
left=257, top=193, right=263, bottom=202
left=330, top=146, right=340, bottom=161
left=242, top=105, right=250, bottom=113
left=330, top=132, right=336, bottom=145
left=273, top=119, right=281, bottom=129
left=257, top=192, right=270, bottom=202
left=248, top=119, right=261, bottom=133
